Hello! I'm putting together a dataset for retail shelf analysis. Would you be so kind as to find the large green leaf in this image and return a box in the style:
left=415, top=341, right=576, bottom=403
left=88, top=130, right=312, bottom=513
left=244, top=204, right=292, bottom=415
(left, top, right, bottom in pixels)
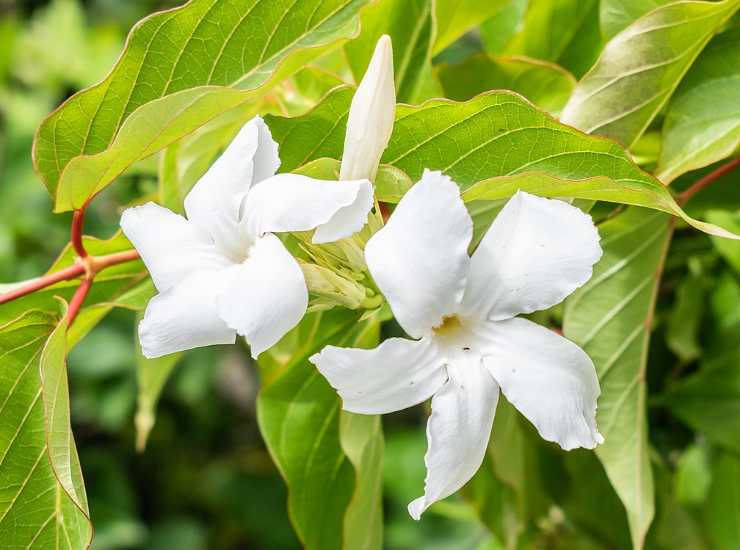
left=561, top=0, right=739, bottom=149
left=0, top=311, right=92, bottom=548
left=269, top=88, right=666, bottom=188
left=599, top=0, right=673, bottom=41
left=657, top=27, right=740, bottom=183
left=462, top=171, right=737, bottom=238
left=257, top=308, right=383, bottom=550
left=564, top=208, right=674, bottom=549
left=33, top=0, right=369, bottom=212
left=344, top=0, right=439, bottom=103
left=436, top=54, right=575, bottom=114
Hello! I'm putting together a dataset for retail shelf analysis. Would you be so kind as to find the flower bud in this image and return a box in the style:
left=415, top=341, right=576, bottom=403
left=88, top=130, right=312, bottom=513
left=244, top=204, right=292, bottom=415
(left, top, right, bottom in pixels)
left=340, top=35, right=396, bottom=182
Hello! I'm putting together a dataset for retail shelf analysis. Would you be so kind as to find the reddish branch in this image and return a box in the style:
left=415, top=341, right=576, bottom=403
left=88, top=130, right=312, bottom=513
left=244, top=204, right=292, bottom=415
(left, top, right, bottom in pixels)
left=678, top=157, right=740, bottom=206
left=0, top=206, right=141, bottom=325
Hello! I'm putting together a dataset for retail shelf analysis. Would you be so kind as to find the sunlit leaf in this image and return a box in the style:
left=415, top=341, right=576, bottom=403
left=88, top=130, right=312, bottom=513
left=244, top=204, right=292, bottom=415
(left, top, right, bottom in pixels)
left=433, top=0, right=509, bottom=54
left=0, top=310, right=92, bottom=548
left=705, top=451, right=740, bottom=550
left=562, top=0, right=739, bottom=149
left=657, top=28, right=740, bottom=183
left=599, top=0, right=673, bottom=41
left=565, top=208, right=674, bottom=549
left=33, top=0, right=369, bottom=212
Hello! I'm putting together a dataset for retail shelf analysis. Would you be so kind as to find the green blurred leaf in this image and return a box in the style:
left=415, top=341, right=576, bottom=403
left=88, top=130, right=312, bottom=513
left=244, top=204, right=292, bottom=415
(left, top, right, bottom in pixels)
left=562, top=0, right=739, bottom=149
left=705, top=451, right=740, bottom=550
left=666, top=347, right=740, bottom=454
left=565, top=208, right=674, bottom=549
left=674, top=443, right=712, bottom=506
left=0, top=310, right=92, bottom=548
left=666, top=271, right=704, bottom=363
left=345, top=0, right=439, bottom=103
left=134, top=319, right=182, bottom=452
left=707, top=210, right=740, bottom=274
left=257, top=309, right=383, bottom=550
left=462, top=171, right=738, bottom=239
left=436, top=54, right=575, bottom=114
left=599, top=0, right=673, bottom=41
left=657, top=28, right=740, bottom=183
left=33, top=0, right=370, bottom=212
left=479, top=0, right=528, bottom=56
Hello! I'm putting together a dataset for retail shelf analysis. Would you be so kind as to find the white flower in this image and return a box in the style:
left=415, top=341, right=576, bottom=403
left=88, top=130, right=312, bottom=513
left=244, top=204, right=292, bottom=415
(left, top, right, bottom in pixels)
left=121, top=116, right=373, bottom=359
left=310, top=170, right=604, bottom=519
left=340, top=34, right=395, bottom=182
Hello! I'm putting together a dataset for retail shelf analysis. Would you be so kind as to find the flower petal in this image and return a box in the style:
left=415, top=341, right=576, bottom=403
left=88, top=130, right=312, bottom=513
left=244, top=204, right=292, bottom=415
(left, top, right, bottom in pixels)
left=478, top=317, right=603, bottom=450
left=217, top=234, right=307, bottom=358
left=139, top=270, right=235, bottom=358
left=184, top=116, right=279, bottom=222
left=461, top=191, right=602, bottom=321
left=365, top=170, right=472, bottom=338
left=243, top=173, right=373, bottom=243
left=311, top=337, right=446, bottom=414
left=408, top=355, right=499, bottom=519
left=120, top=202, right=228, bottom=293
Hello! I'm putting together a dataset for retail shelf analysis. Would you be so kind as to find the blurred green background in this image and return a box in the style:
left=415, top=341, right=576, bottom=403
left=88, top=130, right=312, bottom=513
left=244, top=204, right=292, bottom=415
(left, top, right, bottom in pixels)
left=2, top=1, right=740, bottom=549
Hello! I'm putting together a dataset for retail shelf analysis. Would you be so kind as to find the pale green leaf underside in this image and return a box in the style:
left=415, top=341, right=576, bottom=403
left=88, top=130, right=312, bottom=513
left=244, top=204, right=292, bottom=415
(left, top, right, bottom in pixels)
left=0, top=311, right=92, bottom=549
left=33, top=0, right=368, bottom=212
left=562, top=0, right=739, bottom=148
left=565, top=208, right=672, bottom=549
left=657, top=27, right=740, bottom=183
left=599, top=0, right=673, bottom=41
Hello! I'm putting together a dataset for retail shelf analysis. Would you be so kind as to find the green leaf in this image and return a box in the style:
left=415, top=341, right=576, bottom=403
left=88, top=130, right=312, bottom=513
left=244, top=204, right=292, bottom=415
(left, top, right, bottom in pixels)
left=657, top=28, right=740, bottom=183
left=564, top=208, right=674, bottom=549
left=134, top=320, right=182, bottom=452
left=345, top=0, right=439, bottom=103
left=461, top=171, right=738, bottom=239
left=479, top=0, right=528, bottom=55
left=665, top=347, right=740, bottom=454
left=705, top=451, right=740, bottom=550
left=33, top=0, right=369, bottom=212
left=707, top=210, right=740, bottom=273
left=436, top=54, right=575, bottom=114
left=433, top=0, right=509, bottom=54
left=666, top=270, right=704, bottom=363
left=0, top=310, right=92, bottom=548
left=257, top=309, right=383, bottom=550
left=599, top=0, right=673, bottom=41
left=562, top=0, right=739, bottom=149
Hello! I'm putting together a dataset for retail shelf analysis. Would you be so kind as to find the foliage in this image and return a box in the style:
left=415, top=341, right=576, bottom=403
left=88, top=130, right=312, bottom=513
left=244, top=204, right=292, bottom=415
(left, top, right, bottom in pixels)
left=1, top=0, right=739, bottom=549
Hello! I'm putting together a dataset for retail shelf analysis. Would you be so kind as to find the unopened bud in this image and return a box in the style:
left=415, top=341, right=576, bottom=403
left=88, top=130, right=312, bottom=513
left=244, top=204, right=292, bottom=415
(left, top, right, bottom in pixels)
left=340, top=35, right=395, bottom=182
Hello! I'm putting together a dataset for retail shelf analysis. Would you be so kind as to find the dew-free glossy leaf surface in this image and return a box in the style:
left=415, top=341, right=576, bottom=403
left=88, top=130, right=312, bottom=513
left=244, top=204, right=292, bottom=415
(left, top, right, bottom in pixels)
left=562, top=0, right=739, bottom=148
left=34, top=0, right=368, bottom=211
left=657, top=27, right=740, bottom=183
left=0, top=311, right=92, bottom=549
left=565, top=208, right=672, bottom=549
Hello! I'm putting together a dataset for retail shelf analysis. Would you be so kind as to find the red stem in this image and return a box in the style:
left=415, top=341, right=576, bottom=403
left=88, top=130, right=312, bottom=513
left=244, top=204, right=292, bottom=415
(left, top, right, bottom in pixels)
left=66, top=277, right=93, bottom=324
left=678, top=157, right=740, bottom=206
left=0, top=263, right=86, bottom=305
left=71, top=210, right=88, bottom=258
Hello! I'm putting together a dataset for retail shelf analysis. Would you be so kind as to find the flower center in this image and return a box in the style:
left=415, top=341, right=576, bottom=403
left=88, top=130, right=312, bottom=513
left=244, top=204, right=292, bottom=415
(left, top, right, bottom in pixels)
left=433, top=315, right=465, bottom=340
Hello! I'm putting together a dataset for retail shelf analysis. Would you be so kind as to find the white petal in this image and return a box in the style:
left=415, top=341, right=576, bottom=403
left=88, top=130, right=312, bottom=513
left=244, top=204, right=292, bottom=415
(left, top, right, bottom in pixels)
left=408, top=355, right=499, bottom=519
left=139, top=270, right=235, bottom=358
left=243, top=173, right=373, bottom=243
left=184, top=116, right=280, bottom=222
left=310, top=337, right=447, bottom=414
left=365, top=170, right=472, bottom=338
left=478, top=317, right=603, bottom=450
left=217, top=234, right=307, bottom=358
left=340, top=34, right=396, bottom=182
left=461, top=191, right=602, bottom=321
left=120, top=202, right=228, bottom=293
